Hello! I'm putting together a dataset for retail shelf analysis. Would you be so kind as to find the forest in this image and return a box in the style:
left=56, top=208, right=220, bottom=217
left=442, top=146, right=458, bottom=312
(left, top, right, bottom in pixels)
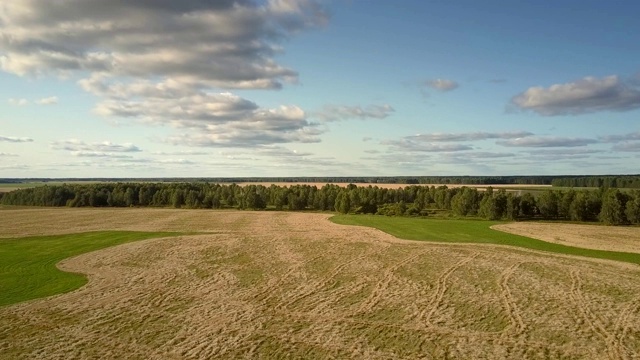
left=2, top=182, right=639, bottom=225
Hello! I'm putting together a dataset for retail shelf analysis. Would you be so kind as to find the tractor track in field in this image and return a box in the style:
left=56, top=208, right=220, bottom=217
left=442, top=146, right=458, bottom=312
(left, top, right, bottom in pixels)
left=569, top=269, right=625, bottom=360
left=2, top=210, right=640, bottom=359
left=498, top=261, right=527, bottom=339
left=419, top=253, right=480, bottom=327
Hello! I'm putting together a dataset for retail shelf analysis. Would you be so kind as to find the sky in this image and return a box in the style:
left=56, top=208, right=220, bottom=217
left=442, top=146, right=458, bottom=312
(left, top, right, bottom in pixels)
left=1, top=0, right=639, bottom=178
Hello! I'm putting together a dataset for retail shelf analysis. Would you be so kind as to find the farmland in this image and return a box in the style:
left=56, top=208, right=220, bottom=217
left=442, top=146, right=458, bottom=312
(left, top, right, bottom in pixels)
left=1, top=208, right=640, bottom=359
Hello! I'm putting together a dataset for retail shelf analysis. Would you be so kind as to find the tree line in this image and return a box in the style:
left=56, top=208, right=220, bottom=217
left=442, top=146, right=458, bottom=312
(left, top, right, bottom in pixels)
left=2, top=182, right=639, bottom=225
left=551, top=175, right=640, bottom=189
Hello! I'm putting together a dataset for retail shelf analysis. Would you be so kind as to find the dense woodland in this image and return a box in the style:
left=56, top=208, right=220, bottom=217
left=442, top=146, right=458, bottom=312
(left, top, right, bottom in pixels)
left=2, top=182, right=640, bottom=225
left=551, top=176, right=640, bottom=188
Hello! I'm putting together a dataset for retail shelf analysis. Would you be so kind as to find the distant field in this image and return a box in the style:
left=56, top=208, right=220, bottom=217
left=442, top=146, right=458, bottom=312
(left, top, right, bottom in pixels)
left=1, top=208, right=639, bottom=359
left=230, top=182, right=554, bottom=190
left=0, top=181, right=553, bottom=193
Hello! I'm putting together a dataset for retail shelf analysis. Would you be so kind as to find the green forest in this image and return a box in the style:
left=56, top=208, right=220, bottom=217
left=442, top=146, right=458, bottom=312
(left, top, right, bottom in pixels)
left=2, top=182, right=640, bottom=226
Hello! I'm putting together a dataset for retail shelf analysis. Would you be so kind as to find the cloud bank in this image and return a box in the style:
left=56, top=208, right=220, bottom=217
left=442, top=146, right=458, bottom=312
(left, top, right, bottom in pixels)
left=0, top=0, right=328, bottom=148
left=0, top=0, right=327, bottom=89
left=511, top=75, right=640, bottom=115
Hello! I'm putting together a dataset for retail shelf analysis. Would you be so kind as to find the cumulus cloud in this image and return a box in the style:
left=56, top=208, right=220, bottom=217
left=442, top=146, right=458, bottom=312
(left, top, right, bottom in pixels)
left=8, top=98, right=28, bottom=106
left=1, top=1, right=329, bottom=149
left=37, top=96, right=58, bottom=105
left=0, top=135, right=33, bottom=142
left=511, top=75, right=640, bottom=115
left=407, top=131, right=533, bottom=142
left=314, top=104, right=394, bottom=122
left=80, top=75, right=322, bottom=146
left=51, top=139, right=142, bottom=152
left=424, top=78, right=459, bottom=92
left=0, top=0, right=327, bottom=89
left=496, top=136, right=597, bottom=147
left=166, top=121, right=322, bottom=148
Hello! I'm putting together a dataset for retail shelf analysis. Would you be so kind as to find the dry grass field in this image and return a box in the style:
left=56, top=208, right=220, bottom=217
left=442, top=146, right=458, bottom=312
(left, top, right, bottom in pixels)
left=492, top=223, right=640, bottom=254
left=1, top=208, right=639, bottom=359
left=232, top=182, right=552, bottom=190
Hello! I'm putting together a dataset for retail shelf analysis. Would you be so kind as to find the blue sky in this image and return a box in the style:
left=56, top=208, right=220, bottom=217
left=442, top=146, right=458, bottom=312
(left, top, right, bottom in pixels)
left=1, top=0, right=639, bottom=177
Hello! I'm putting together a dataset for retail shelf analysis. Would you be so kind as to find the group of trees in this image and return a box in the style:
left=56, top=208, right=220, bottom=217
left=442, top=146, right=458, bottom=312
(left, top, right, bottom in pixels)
left=2, top=182, right=640, bottom=225
left=551, top=176, right=640, bottom=189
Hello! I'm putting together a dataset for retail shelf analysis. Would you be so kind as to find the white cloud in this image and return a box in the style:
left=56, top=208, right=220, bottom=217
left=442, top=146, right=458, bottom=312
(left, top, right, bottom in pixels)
left=521, top=148, right=604, bottom=161
left=8, top=98, right=28, bottom=106
left=612, top=142, right=640, bottom=152
left=511, top=75, right=640, bottom=115
left=0, top=1, right=329, bottom=150
left=37, top=96, right=58, bottom=105
left=51, top=139, right=142, bottom=152
left=80, top=76, right=322, bottom=147
left=424, top=78, right=459, bottom=92
left=0, top=0, right=327, bottom=89
left=442, top=151, right=515, bottom=159
left=408, top=131, right=533, bottom=142
left=151, top=150, right=210, bottom=156
left=383, top=139, right=473, bottom=152
left=0, top=152, right=18, bottom=157
left=314, top=104, right=394, bottom=122
left=256, top=146, right=313, bottom=157
left=496, top=136, right=597, bottom=147
left=71, top=151, right=133, bottom=159
left=0, top=135, right=33, bottom=142
left=599, top=131, right=640, bottom=143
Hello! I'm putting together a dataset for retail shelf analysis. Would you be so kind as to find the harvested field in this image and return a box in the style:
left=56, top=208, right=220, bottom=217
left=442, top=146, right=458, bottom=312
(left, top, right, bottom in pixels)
left=230, top=182, right=552, bottom=190
left=493, top=222, right=640, bottom=254
left=1, top=208, right=640, bottom=359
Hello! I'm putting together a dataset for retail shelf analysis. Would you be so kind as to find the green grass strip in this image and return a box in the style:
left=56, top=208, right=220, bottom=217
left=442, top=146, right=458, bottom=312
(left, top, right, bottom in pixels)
left=0, top=231, right=182, bottom=307
left=331, top=215, right=640, bottom=266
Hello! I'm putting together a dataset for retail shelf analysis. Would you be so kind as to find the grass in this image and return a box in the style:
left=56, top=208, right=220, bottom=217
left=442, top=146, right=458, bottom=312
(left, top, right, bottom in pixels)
left=330, top=215, right=640, bottom=266
left=0, top=231, right=182, bottom=307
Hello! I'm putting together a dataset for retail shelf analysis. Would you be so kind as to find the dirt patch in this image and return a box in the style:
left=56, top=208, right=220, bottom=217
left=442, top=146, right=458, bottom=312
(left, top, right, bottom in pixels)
left=493, top=222, right=640, bottom=254
left=1, top=209, right=639, bottom=359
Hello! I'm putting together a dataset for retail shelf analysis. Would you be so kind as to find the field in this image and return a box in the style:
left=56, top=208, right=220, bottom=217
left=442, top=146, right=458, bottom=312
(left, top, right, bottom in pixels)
left=1, top=208, right=640, bottom=359
left=0, top=181, right=552, bottom=193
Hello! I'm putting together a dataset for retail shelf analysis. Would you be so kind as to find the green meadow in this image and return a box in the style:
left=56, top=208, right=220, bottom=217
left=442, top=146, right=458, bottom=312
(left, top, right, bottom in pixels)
left=0, top=231, right=181, bottom=307
left=331, top=215, right=640, bottom=266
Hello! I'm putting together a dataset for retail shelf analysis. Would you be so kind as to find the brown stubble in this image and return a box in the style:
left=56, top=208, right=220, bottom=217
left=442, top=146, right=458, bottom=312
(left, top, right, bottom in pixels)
left=0, top=209, right=639, bottom=359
